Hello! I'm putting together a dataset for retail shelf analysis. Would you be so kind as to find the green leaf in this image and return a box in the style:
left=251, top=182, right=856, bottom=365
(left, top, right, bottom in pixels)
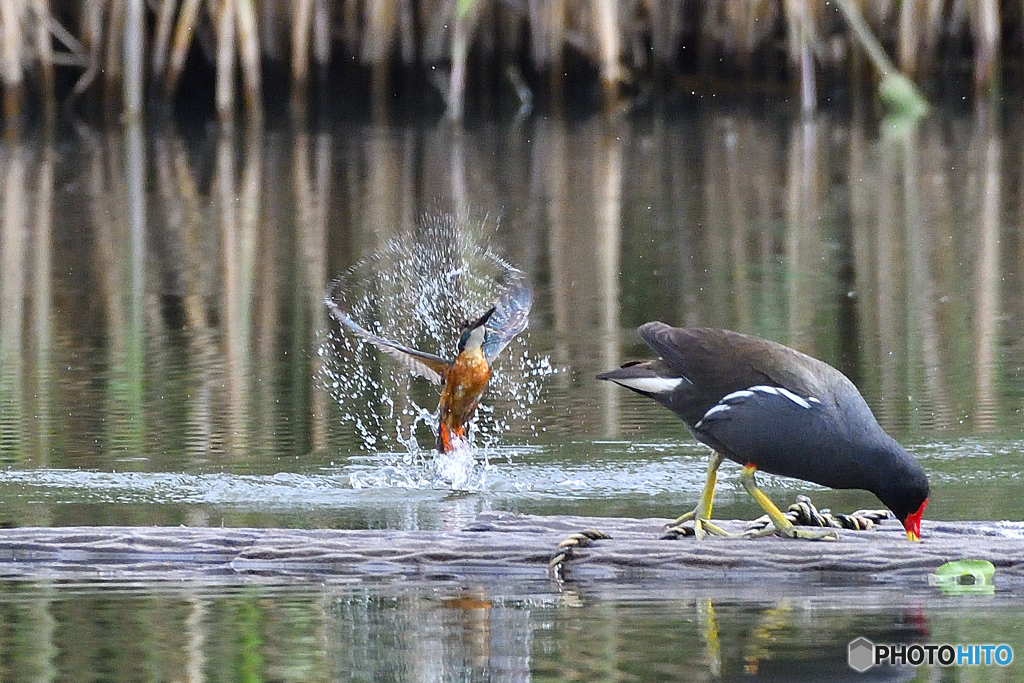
left=928, top=560, right=995, bottom=595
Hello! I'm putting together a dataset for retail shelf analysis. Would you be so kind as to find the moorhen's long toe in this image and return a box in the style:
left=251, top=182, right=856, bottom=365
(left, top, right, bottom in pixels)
left=599, top=324, right=930, bottom=542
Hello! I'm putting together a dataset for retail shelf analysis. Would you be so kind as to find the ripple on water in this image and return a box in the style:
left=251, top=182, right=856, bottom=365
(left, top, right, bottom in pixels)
left=0, top=435, right=1007, bottom=511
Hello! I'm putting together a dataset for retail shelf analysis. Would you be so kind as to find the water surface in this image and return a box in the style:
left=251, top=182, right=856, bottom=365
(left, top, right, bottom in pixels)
left=1, top=102, right=1024, bottom=679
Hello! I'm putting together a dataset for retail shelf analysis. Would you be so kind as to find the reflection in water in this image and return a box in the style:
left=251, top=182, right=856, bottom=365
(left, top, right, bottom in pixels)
left=2, top=579, right=1016, bottom=682
left=0, top=137, right=28, bottom=464
left=0, top=107, right=1021, bottom=525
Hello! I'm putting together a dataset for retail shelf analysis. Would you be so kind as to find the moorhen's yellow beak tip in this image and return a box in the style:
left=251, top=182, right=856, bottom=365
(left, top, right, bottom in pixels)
left=906, top=530, right=921, bottom=542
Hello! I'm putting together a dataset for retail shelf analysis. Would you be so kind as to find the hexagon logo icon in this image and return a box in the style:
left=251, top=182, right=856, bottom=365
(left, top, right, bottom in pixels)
left=848, top=637, right=875, bottom=672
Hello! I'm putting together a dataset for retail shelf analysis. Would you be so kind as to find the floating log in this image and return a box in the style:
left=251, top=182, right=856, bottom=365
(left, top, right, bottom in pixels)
left=0, top=514, right=1021, bottom=585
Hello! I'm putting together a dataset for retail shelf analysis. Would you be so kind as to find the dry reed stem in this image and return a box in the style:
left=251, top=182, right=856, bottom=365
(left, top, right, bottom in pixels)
left=291, top=0, right=313, bottom=85
left=0, top=1, right=25, bottom=120
left=835, top=0, right=895, bottom=75
left=897, top=0, right=920, bottom=76
left=341, top=0, right=359, bottom=53
left=313, top=0, right=331, bottom=66
left=547, top=0, right=565, bottom=98
left=896, top=0, right=945, bottom=78
left=397, top=0, right=414, bottom=64
left=104, top=1, right=125, bottom=83
left=970, top=0, right=1000, bottom=96
left=446, top=0, right=479, bottom=122
left=71, top=0, right=103, bottom=97
left=123, top=0, right=145, bottom=119
left=46, top=16, right=89, bottom=67
left=167, top=0, right=202, bottom=94
left=362, top=0, right=398, bottom=64
left=258, top=0, right=279, bottom=60
left=422, top=0, right=453, bottom=63
left=214, top=0, right=236, bottom=120
left=646, top=0, right=682, bottom=66
left=723, top=0, right=776, bottom=62
left=29, top=0, right=55, bottom=113
left=0, top=1, right=1017, bottom=119
left=236, top=0, right=261, bottom=110
left=152, top=0, right=177, bottom=75
left=593, top=0, right=619, bottom=106
left=783, top=0, right=816, bottom=112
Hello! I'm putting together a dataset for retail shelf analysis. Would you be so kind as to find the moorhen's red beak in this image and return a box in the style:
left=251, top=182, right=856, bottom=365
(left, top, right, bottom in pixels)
left=903, top=499, right=928, bottom=541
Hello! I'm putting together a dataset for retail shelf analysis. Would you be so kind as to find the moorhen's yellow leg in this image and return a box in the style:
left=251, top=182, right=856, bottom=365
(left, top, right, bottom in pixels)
left=666, top=452, right=736, bottom=538
left=740, top=465, right=838, bottom=540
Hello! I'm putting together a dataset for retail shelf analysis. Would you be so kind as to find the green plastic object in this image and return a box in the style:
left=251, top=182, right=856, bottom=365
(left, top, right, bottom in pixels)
left=928, top=560, right=996, bottom=595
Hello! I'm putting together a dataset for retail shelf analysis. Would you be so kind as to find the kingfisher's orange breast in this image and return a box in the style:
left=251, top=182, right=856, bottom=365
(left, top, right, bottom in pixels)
left=440, top=348, right=491, bottom=419
left=436, top=349, right=492, bottom=451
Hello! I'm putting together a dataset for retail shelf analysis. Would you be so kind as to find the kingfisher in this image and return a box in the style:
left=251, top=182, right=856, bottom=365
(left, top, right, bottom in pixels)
left=325, top=279, right=532, bottom=452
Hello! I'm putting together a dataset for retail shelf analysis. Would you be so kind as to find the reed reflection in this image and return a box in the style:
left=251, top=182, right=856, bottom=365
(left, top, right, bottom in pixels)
left=0, top=135, right=28, bottom=462
left=0, top=131, right=55, bottom=479
left=540, top=118, right=626, bottom=439
left=846, top=114, right=1008, bottom=434
left=294, top=131, right=333, bottom=453
left=611, top=109, right=1019, bottom=439
left=973, top=114, right=1001, bottom=432
left=0, top=107, right=1020, bottom=491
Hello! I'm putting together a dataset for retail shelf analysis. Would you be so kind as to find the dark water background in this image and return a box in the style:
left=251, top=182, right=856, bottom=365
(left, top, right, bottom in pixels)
left=1, top=101, right=1024, bottom=680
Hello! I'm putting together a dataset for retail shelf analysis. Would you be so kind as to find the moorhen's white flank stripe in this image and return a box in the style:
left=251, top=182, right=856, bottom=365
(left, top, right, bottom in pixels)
left=775, top=386, right=813, bottom=409
left=696, top=384, right=819, bottom=428
left=699, top=404, right=731, bottom=422
left=721, top=389, right=755, bottom=403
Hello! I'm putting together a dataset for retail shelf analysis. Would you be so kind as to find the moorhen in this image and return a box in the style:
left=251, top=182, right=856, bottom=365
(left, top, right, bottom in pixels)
left=598, top=323, right=930, bottom=541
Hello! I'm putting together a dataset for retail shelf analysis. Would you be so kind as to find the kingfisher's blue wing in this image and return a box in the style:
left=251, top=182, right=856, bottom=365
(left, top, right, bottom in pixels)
left=325, top=293, right=452, bottom=386
left=481, top=278, right=533, bottom=363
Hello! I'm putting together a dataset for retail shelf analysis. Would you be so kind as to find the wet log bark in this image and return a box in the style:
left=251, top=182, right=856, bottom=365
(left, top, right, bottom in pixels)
left=0, top=514, right=1021, bottom=585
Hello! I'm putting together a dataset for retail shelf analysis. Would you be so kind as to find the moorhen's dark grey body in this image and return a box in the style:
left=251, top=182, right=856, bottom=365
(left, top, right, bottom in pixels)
left=598, top=323, right=930, bottom=540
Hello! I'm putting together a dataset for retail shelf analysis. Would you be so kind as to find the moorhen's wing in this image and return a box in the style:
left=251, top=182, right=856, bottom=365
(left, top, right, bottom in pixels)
left=481, top=278, right=533, bottom=363
left=637, top=324, right=829, bottom=421
left=325, top=295, right=451, bottom=386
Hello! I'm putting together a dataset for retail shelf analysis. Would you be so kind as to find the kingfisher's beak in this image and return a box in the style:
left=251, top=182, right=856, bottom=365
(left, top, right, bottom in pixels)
left=466, top=306, right=496, bottom=331
left=457, top=307, right=497, bottom=353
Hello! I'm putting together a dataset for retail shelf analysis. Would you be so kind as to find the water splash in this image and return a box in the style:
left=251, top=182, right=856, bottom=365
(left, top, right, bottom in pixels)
left=346, top=444, right=502, bottom=492
left=320, top=213, right=558, bottom=489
